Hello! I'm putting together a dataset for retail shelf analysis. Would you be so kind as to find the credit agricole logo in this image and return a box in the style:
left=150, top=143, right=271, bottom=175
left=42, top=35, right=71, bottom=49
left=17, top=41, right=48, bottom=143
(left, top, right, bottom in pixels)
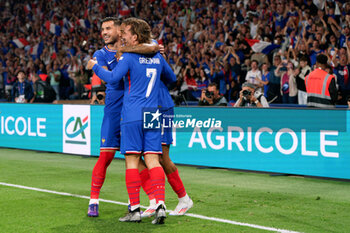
left=65, top=115, right=89, bottom=145
left=63, top=105, right=90, bottom=155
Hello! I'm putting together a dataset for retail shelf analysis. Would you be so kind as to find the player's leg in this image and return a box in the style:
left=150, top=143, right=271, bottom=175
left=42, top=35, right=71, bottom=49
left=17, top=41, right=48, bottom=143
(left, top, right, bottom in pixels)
left=144, top=128, right=166, bottom=224
left=119, top=154, right=142, bottom=222
left=118, top=121, right=143, bottom=222
left=160, top=107, right=193, bottom=216
left=138, top=159, right=157, bottom=218
left=161, top=144, right=193, bottom=216
left=144, top=153, right=166, bottom=224
left=88, top=107, right=121, bottom=217
left=88, top=148, right=117, bottom=217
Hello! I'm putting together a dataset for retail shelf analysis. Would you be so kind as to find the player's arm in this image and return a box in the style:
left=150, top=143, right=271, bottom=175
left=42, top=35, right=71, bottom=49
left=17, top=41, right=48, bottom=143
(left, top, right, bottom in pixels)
left=88, top=55, right=129, bottom=85
left=160, top=56, right=177, bottom=85
left=93, top=51, right=108, bottom=81
left=119, top=42, right=159, bottom=54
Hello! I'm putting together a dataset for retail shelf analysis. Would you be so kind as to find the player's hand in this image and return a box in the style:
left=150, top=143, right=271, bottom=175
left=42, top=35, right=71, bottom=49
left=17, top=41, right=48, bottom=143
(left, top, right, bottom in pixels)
left=86, top=58, right=97, bottom=70
left=159, top=44, right=165, bottom=55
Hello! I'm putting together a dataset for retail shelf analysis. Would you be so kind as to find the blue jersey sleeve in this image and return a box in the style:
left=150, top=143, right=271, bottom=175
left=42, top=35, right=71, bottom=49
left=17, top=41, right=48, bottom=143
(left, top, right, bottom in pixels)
left=93, top=50, right=108, bottom=67
left=92, top=54, right=129, bottom=85
left=160, top=56, right=176, bottom=84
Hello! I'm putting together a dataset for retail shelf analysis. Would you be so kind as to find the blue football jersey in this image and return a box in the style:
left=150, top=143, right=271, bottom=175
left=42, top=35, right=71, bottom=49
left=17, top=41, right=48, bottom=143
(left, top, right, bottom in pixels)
left=93, top=45, right=123, bottom=93
left=159, top=79, right=175, bottom=109
left=93, top=52, right=176, bottom=124
left=150, top=39, right=175, bottom=109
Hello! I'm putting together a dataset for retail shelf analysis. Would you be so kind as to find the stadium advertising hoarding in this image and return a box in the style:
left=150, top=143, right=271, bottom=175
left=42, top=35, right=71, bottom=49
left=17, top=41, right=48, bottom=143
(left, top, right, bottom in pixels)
left=170, top=107, right=349, bottom=180
left=0, top=103, right=62, bottom=152
left=0, top=103, right=349, bottom=179
left=0, top=104, right=100, bottom=155
left=63, top=105, right=91, bottom=155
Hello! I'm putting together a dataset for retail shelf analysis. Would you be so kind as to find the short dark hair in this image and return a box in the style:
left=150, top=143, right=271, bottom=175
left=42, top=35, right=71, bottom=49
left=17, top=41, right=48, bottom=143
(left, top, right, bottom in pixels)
left=300, top=55, right=309, bottom=62
left=16, top=70, right=25, bottom=76
left=251, top=60, right=259, bottom=65
left=123, top=17, right=151, bottom=44
left=101, top=17, right=121, bottom=26
left=208, top=82, right=218, bottom=90
left=273, top=55, right=281, bottom=60
left=316, top=54, right=328, bottom=65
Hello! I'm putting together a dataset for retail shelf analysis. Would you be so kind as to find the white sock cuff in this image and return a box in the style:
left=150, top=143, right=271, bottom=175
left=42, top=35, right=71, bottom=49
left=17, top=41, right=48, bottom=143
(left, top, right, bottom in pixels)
left=179, top=194, right=189, bottom=202
left=150, top=198, right=156, bottom=206
left=130, top=204, right=140, bottom=211
left=89, top=199, right=99, bottom=205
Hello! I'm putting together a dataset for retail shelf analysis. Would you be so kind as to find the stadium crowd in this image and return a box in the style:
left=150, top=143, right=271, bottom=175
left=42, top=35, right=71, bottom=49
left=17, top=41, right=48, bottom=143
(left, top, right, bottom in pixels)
left=1, top=0, right=350, bottom=105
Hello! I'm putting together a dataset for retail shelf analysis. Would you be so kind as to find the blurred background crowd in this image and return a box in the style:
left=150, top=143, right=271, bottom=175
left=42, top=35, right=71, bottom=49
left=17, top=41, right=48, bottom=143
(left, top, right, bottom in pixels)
left=1, top=0, right=350, bottom=106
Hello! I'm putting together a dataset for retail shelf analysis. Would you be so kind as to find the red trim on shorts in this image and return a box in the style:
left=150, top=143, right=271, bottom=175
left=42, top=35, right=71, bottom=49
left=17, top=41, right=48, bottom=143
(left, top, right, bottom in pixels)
left=143, top=151, right=163, bottom=155
left=124, top=151, right=142, bottom=155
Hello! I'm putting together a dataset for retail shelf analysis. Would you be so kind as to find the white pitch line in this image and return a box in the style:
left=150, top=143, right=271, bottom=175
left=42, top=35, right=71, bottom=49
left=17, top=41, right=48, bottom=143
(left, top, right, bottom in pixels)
left=0, top=182, right=302, bottom=233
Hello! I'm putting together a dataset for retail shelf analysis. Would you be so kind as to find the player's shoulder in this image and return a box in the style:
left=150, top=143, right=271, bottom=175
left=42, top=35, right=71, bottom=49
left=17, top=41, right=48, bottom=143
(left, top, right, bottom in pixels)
left=93, top=47, right=105, bottom=57
left=94, top=46, right=116, bottom=56
left=119, top=52, right=132, bottom=61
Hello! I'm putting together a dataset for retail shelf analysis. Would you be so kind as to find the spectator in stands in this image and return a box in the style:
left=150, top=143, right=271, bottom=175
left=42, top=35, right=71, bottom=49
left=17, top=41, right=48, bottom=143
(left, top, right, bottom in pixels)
left=209, top=61, right=224, bottom=91
left=309, top=40, right=324, bottom=67
left=220, top=62, right=236, bottom=100
left=245, top=60, right=263, bottom=93
left=260, top=63, right=270, bottom=98
left=333, top=51, right=350, bottom=105
left=228, top=79, right=240, bottom=103
left=49, top=63, right=61, bottom=100
left=234, top=82, right=269, bottom=108
left=11, top=70, right=33, bottom=103
left=36, top=61, right=46, bottom=75
left=198, top=83, right=227, bottom=106
left=276, top=58, right=292, bottom=102
left=4, top=61, right=17, bottom=101
left=30, top=74, right=55, bottom=103
left=182, top=65, right=198, bottom=102
left=228, top=56, right=241, bottom=84
left=279, top=61, right=298, bottom=104
left=295, top=56, right=311, bottom=105
left=194, top=68, right=209, bottom=99
left=1, top=0, right=350, bottom=107
left=69, top=64, right=88, bottom=100
left=59, top=57, right=73, bottom=100
left=223, top=46, right=241, bottom=82
left=267, top=55, right=282, bottom=103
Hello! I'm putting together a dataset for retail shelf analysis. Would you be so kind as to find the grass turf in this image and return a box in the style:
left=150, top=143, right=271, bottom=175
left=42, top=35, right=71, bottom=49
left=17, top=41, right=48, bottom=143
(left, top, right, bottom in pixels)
left=0, top=148, right=349, bottom=233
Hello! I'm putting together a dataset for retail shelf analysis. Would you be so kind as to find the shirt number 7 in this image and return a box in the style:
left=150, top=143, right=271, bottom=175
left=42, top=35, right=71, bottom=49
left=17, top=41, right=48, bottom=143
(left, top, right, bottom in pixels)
left=146, top=68, right=157, bottom=98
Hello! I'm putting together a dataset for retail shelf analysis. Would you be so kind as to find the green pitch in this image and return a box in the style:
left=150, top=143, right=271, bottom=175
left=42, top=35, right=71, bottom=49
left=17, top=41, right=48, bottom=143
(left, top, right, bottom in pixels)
left=0, top=148, right=350, bottom=233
